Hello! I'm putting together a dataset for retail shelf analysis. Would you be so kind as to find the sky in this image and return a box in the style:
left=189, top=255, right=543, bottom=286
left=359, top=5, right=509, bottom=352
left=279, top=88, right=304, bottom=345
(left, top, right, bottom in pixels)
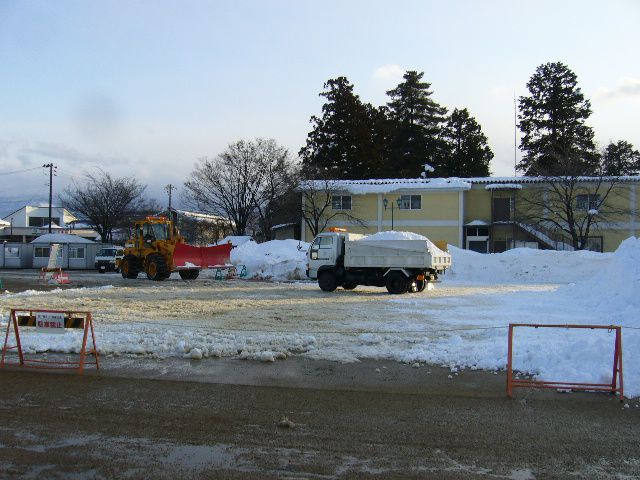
left=1, top=0, right=639, bottom=215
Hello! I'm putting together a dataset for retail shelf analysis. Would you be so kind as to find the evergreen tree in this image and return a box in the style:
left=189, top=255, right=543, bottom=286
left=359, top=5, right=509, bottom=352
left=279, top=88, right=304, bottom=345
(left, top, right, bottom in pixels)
left=518, top=62, right=598, bottom=176
left=440, top=108, right=493, bottom=177
left=299, top=77, right=385, bottom=179
left=601, top=140, right=640, bottom=176
left=386, top=70, right=447, bottom=177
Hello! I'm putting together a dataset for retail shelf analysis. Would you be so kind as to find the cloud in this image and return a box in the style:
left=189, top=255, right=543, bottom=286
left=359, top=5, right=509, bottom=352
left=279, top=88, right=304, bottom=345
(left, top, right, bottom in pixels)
left=595, top=77, right=640, bottom=101
left=372, top=64, right=405, bottom=82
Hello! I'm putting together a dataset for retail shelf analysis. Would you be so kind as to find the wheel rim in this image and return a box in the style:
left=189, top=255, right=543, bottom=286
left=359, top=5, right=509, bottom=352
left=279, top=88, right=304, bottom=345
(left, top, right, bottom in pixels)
left=148, top=262, right=157, bottom=278
left=122, top=261, right=129, bottom=276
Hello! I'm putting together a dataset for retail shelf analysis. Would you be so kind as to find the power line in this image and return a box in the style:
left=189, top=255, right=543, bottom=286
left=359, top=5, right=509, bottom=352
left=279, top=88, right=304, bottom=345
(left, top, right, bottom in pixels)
left=0, top=166, right=42, bottom=176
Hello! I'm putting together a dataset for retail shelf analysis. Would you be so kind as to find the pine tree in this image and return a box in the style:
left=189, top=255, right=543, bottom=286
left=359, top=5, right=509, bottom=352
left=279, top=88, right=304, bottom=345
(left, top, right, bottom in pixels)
left=440, top=108, right=493, bottom=177
left=386, top=71, right=447, bottom=177
left=299, top=77, right=385, bottom=179
left=518, top=62, right=598, bottom=176
left=601, top=140, right=640, bottom=176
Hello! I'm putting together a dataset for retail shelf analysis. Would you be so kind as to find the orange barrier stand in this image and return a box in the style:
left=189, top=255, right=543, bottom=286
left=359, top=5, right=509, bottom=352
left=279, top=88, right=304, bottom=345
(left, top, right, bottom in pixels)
left=1, top=308, right=99, bottom=374
left=507, top=323, right=623, bottom=399
left=38, top=267, right=71, bottom=285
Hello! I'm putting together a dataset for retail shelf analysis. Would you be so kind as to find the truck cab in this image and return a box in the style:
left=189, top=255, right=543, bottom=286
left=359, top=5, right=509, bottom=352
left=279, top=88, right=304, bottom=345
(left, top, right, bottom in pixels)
left=95, top=246, right=124, bottom=273
left=307, top=230, right=363, bottom=280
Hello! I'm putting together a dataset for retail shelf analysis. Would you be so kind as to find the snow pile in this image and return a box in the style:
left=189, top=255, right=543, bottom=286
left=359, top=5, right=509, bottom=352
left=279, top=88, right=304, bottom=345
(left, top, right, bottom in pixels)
left=214, top=236, right=255, bottom=248
left=357, top=231, right=447, bottom=256
left=445, top=245, right=611, bottom=284
left=559, top=236, right=640, bottom=317
left=357, top=230, right=428, bottom=241
left=230, top=239, right=309, bottom=280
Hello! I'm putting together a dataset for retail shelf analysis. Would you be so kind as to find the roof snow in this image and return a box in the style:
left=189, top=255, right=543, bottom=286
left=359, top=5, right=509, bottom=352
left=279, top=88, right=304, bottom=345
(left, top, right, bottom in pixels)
left=300, top=175, right=640, bottom=195
left=301, top=177, right=472, bottom=194
left=31, top=233, right=96, bottom=244
left=485, top=184, right=522, bottom=190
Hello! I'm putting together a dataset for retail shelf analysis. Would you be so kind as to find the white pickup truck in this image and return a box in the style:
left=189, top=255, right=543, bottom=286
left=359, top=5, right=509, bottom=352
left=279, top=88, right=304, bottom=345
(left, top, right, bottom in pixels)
left=306, top=230, right=451, bottom=294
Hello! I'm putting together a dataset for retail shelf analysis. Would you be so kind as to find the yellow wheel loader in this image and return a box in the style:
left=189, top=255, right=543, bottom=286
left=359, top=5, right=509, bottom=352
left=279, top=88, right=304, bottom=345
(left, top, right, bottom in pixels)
left=118, top=216, right=232, bottom=281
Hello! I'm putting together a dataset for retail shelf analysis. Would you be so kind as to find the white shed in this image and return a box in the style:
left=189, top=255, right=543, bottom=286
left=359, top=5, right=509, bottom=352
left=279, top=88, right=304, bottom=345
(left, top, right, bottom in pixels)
left=30, top=233, right=99, bottom=270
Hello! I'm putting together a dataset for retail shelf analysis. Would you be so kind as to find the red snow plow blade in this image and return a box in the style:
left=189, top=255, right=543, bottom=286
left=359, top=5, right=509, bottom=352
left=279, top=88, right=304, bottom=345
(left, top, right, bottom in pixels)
left=173, top=243, right=233, bottom=269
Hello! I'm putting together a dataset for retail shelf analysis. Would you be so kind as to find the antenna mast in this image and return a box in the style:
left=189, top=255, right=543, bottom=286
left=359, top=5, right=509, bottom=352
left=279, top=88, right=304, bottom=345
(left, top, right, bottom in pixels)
left=514, top=93, right=517, bottom=177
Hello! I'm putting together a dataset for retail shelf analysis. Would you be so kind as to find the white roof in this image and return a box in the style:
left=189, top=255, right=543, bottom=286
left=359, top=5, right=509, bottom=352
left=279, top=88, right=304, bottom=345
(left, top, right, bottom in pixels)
left=31, top=233, right=96, bottom=244
left=299, top=175, right=640, bottom=195
left=465, top=220, right=490, bottom=226
left=0, top=219, right=9, bottom=226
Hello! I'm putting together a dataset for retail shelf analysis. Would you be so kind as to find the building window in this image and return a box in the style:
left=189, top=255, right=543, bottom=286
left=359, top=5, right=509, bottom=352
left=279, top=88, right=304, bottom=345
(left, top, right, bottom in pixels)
left=28, top=217, right=61, bottom=227
left=399, top=195, right=421, bottom=210
left=576, top=194, right=600, bottom=211
left=34, top=247, right=50, bottom=258
left=34, top=246, right=63, bottom=258
left=331, top=195, right=352, bottom=210
left=69, top=246, right=85, bottom=259
left=466, top=226, right=489, bottom=237
left=5, top=246, right=20, bottom=258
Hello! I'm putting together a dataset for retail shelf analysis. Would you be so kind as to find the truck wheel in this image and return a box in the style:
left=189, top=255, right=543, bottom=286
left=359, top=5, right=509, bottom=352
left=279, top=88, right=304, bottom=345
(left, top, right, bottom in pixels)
left=342, top=283, right=357, bottom=291
left=120, top=255, right=140, bottom=279
left=318, top=271, right=338, bottom=292
left=146, top=254, right=169, bottom=281
left=179, top=270, right=200, bottom=280
left=386, top=271, right=408, bottom=294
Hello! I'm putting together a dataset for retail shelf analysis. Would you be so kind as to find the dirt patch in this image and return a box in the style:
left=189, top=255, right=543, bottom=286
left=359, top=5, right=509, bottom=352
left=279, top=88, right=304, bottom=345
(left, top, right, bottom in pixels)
left=0, top=360, right=638, bottom=479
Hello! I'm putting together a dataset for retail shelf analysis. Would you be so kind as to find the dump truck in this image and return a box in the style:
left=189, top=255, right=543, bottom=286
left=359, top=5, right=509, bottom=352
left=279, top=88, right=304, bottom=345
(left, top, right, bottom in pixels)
left=118, top=216, right=232, bottom=281
left=306, top=229, right=451, bottom=294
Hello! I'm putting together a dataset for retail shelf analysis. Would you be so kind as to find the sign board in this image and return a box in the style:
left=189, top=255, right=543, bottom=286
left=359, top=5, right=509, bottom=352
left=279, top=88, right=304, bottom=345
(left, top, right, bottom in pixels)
left=36, top=311, right=65, bottom=334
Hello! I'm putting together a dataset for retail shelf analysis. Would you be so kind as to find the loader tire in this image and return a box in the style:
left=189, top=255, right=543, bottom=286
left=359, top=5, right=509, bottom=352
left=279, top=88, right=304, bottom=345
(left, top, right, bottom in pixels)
left=146, top=254, right=169, bottom=281
left=342, top=282, right=357, bottom=291
left=386, top=271, right=408, bottom=294
left=318, top=271, right=338, bottom=292
left=179, top=270, right=200, bottom=280
left=120, top=255, right=140, bottom=279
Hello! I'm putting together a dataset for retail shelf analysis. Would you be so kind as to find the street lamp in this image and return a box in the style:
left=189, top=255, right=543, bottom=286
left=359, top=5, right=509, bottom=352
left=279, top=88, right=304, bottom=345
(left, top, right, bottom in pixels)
left=383, top=197, right=402, bottom=231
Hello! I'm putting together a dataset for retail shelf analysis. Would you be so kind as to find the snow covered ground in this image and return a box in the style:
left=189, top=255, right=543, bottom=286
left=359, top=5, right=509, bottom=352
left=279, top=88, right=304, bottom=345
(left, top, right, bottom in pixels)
left=1, top=234, right=639, bottom=397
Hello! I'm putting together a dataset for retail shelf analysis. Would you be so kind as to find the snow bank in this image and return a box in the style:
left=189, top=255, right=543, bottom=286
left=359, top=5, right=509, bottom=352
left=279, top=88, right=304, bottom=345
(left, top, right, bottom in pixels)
left=445, top=245, right=611, bottom=284
left=559, top=236, right=640, bottom=317
left=229, top=239, right=310, bottom=281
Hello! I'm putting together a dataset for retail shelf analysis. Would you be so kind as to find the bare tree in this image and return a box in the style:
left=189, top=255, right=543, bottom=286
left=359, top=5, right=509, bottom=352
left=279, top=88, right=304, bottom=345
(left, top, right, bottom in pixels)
left=515, top=154, right=630, bottom=251
left=60, top=170, right=153, bottom=243
left=183, top=138, right=297, bottom=238
left=251, top=140, right=298, bottom=241
left=299, top=168, right=365, bottom=238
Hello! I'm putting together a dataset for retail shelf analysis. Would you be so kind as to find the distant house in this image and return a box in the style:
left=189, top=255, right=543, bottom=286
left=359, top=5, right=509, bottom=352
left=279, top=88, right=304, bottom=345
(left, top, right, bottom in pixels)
left=0, top=205, right=98, bottom=243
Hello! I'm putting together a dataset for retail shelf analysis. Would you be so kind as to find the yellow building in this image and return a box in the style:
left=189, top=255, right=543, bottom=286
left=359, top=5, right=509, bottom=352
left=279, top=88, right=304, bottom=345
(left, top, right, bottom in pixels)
left=301, top=176, right=640, bottom=253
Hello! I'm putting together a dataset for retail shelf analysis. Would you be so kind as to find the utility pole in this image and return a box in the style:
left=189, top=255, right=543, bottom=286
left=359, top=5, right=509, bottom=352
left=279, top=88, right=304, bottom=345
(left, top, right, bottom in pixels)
left=165, top=184, right=176, bottom=223
left=43, top=163, right=57, bottom=233
left=165, top=184, right=176, bottom=211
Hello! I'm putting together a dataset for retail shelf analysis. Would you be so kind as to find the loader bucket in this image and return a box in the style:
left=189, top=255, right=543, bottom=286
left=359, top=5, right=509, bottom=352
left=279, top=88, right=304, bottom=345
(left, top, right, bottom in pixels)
left=173, top=242, right=233, bottom=269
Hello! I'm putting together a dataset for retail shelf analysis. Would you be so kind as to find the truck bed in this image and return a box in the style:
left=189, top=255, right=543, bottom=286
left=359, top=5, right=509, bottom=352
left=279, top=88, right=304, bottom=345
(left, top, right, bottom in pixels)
left=344, top=240, right=451, bottom=270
